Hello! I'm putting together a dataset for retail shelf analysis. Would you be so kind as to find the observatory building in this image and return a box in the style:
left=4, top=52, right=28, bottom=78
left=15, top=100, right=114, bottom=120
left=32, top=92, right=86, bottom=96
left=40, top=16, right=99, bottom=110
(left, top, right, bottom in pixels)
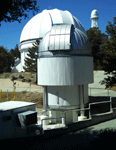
left=36, top=9, right=93, bottom=123
left=91, top=9, right=99, bottom=28
left=19, top=9, right=93, bottom=124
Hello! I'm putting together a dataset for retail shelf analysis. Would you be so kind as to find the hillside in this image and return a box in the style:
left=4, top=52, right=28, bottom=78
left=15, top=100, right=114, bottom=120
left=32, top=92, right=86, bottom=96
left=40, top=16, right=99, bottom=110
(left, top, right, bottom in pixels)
left=0, top=72, right=43, bottom=109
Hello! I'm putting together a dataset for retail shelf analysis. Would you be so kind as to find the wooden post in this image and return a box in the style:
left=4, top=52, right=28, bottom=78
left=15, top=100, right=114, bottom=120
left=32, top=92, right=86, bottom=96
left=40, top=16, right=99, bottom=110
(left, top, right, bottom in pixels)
left=14, top=89, right=16, bottom=100
left=0, top=90, right=2, bottom=98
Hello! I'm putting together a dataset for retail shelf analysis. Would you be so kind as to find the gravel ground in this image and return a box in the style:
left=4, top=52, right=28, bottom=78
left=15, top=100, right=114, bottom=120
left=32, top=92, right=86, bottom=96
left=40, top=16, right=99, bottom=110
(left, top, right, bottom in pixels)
left=0, top=79, right=43, bottom=92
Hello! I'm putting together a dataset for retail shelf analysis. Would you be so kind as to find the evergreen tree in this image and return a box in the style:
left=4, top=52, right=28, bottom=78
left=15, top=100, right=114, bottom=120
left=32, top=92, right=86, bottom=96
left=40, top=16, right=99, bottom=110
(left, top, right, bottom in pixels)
left=10, top=44, right=20, bottom=59
left=100, top=17, right=116, bottom=88
left=0, top=0, right=39, bottom=26
left=23, top=39, right=40, bottom=73
left=86, top=27, right=107, bottom=70
left=0, top=46, right=14, bottom=73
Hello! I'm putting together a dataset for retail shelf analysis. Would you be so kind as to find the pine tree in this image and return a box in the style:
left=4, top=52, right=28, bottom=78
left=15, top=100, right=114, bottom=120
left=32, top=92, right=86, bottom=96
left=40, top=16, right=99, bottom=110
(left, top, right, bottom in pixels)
left=100, top=17, right=116, bottom=88
left=0, top=46, right=14, bottom=73
left=0, top=0, right=39, bottom=26
left=23, top=39, right=40, bottom=73
left=86, top=27, right=107, bottom=70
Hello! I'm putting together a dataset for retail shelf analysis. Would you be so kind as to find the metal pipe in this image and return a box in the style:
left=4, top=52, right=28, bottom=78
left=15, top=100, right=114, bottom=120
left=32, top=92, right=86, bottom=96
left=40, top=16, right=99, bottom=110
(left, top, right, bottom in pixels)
left=80, top=85, right=85, bottom=117
left=43, top=86, right=48, bottom=115
left=110, top=97, right=113, bottom=112
left=90, top=101, right=111, bottom=105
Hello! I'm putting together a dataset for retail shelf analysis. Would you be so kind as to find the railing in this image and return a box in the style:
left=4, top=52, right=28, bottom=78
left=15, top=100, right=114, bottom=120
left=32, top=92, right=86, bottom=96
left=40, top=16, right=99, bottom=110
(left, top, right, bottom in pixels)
left=37, top=108, right=91, bottom=128
left=89, top=87, right=116, bottom=97
left=41, top=116, right=66, bottom=129
left=37, top=97, right=113, bottom=129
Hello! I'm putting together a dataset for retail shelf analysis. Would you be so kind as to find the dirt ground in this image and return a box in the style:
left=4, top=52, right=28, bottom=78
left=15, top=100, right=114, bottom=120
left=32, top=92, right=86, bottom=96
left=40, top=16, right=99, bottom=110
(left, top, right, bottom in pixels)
left=0, top=72, right=43, bottom=109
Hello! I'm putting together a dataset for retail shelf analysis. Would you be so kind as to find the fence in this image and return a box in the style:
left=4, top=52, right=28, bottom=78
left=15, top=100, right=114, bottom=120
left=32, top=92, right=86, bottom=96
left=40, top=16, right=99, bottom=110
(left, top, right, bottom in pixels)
left=89, top=87, right=116, bottom=97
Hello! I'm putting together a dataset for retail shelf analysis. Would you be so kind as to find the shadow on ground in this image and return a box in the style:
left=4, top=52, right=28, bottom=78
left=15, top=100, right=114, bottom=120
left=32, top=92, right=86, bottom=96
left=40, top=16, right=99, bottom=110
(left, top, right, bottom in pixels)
left=0, top=128, right=116, bottom=150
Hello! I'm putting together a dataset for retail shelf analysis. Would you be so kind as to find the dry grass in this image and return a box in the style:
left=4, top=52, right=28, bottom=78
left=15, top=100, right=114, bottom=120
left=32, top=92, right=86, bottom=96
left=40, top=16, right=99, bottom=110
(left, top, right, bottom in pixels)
left=0, top=91, right=43, bottom=108
left=0, top=72, right=37, bottom=84
left=0, top=72, right=43, bottom=109
left=110, top=86, right=116, bottom=92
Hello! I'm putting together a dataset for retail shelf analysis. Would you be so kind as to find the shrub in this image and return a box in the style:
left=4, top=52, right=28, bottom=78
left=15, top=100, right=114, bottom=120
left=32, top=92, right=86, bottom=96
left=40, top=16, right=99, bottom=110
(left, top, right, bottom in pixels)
left=27, top=79, right=31, bottom=82
left=22, top=78, right=25, bottom=82
left=19, top=75, right=24, bottom=79
left=4, top=73, right=10, bottom=78
left=11, top=75, right=17, bottom=81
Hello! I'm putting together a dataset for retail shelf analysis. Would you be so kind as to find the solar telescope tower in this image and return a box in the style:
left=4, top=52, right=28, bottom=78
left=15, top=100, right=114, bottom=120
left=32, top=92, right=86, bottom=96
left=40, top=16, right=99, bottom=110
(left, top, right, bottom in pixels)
left=91, top=9, right=99, bottom=28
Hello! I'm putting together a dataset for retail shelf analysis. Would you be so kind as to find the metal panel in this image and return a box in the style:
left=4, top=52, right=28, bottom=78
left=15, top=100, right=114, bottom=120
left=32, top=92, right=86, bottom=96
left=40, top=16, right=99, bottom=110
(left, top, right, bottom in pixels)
left=48, top=9, right=63, bottom=24
left=65, top=25, right=71, bottom=34
left=55, top=35, right=60, bottom=50
left=55, top=25, right=61, bottom=35
left=18, top=111, right=37, bottom=127
left=60, top=11, right=73, bottom=24
left=60, top=35, right=65, bottom=50
left=47, top=85, right=82, bottom=107
left=60, top=25, right=66, bottom=34
left=73, top=16, right=86, bottom=34
left=37, top=56, right=93, bottom=86
left=49, top=25, right=72, bottom=51
left=49, top=35, right=55, bottom=50
left=65, top=35, right=70, bottom=49
left=20, top=9, right=86, bottom=43
left=38, top=23, right=91, bottom=54
left=50, top=25, right=57, bottom=35
left=39, top=10, right=52, bottom=38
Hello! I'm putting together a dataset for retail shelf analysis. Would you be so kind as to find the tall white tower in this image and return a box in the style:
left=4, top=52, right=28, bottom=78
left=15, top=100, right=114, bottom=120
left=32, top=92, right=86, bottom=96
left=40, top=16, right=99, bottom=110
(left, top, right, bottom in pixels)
left=91, top=9, right=99, bottom=28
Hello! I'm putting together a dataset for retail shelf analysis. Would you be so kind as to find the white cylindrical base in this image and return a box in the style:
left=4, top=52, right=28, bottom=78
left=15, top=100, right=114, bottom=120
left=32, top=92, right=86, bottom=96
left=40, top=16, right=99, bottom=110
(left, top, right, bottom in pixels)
left=40, top=115, right=49, bottom=126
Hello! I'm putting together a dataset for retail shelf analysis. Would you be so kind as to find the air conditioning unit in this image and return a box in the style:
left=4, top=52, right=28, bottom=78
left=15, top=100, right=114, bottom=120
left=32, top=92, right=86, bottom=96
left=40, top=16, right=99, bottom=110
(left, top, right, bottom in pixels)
left=18, top=111, right=37, bottom=127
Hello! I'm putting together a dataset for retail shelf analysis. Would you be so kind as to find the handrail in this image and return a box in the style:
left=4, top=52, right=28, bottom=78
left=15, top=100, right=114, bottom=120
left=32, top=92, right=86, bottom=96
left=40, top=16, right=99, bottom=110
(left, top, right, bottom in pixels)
left=89, top=87, right=110, bottom=90
left=89, top=100, right=111, bottom=105
left=88, top=87, right=114, bottom=96
left=41, top=116, right=66, bottom=128
left=38, top=97, right=113, bottom=127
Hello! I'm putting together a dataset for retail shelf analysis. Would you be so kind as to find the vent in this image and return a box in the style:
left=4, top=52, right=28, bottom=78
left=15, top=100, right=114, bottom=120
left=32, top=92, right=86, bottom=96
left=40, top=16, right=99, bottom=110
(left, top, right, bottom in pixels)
left=18, top=111, right=37, bottom=127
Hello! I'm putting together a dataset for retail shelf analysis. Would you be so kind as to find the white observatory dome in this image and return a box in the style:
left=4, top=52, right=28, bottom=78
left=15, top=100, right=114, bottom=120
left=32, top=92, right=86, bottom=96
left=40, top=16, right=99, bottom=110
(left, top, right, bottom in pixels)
left=19, top=8, right=91, bottom=72
left=91, top=9, right=98, bottom=19
left=39, top=24, right=91, bottom=57
left=20, top=9, right=86, bottom=43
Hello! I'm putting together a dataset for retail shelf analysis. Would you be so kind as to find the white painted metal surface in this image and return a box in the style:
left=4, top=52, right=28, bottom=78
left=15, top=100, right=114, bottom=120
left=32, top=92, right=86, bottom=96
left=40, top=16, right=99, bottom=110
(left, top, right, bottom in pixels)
left=19, top=9, right=88, bottom=72
left=49, top=25, right=71, bottom=51
left=45, top=85, right=88, bottom=107
left=0, top=101, right=35, bottom=111
left=39, top=25, right=91, bottom=56
left=47, top=86, right=80, bottom=107
left=91, top=9, right=98, bottom=19
left=37, top=56, right=93, bottom=85
left=20, top=9, right=86, bottom=43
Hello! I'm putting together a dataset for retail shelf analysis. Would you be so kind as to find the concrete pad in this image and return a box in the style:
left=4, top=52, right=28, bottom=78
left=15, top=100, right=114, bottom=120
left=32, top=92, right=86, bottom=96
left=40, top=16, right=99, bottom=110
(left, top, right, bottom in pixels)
left=89, top=71, right=116, bottom=97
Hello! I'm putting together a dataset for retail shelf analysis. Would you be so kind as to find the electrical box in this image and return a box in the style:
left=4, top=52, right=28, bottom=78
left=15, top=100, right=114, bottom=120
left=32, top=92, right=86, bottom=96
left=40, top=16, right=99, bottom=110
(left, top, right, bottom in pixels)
left=18, top=111, right=37, bottom=127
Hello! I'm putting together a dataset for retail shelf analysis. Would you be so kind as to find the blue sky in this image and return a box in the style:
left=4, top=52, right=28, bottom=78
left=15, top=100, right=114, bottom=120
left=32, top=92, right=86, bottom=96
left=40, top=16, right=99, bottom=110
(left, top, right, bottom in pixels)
left=0, top=0, right=116, bottom=51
